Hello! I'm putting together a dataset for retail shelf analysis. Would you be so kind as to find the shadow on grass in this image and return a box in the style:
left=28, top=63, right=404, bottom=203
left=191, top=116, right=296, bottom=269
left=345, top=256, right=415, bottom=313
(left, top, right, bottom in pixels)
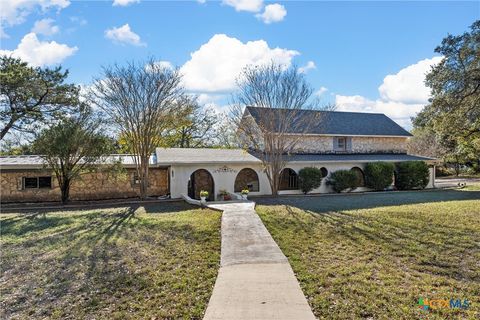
left=263, top=202, right=479, bottom=283
left=1, top=205, right=218, bottom=319
left=1, top=200, right=196, bottom=215
left=255, top=189, right=480, bottom=214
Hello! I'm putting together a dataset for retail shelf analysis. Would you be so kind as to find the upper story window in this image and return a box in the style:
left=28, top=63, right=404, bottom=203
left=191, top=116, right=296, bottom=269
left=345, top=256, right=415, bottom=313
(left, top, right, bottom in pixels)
left=23, top=176, right=52, bottom=189
left=336, top=137, right=346, bottom=151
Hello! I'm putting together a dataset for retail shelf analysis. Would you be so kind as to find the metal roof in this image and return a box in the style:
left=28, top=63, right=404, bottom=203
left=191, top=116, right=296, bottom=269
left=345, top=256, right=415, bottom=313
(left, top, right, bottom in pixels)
left=0, top=154, right=152, bottom=169
left=0, top=150, right=434, bottom=169
left=246, top=106, right=412, bottom=137
left=155, top=148, right=261, bottom=165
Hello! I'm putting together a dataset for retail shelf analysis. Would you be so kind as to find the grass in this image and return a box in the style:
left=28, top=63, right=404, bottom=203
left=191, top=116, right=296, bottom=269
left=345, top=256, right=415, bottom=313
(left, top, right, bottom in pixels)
left=0, top=202, right=221, bottom=319
left=256, top=189, right=480, bottom=319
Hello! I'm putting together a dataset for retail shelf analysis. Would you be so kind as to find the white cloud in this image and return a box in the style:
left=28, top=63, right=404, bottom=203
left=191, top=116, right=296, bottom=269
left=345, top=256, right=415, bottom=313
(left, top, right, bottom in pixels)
left=378, top=56, right=443, bottom=104
left=315, top=87, right=328, bottom=96
left=299, top=60, right=316, bottom=74
left=112, top=0, right=139, bottom=6
left=105, top=24, right=145, bottom=46
left=256, top=3, right=286, bottom=24
left=145, top=60, right=174, bottom=73
left=0, top=0, right=70, bottom=38
left=180, top=34, right=299, bottom=92
left=222, top=0, right=263, bottom=12
left=32, top=18, right=59, bottom=36
left=334, top=56, right=443, bottom=129
left=197, top=0, right=206, bottom=3
left=154, top=60, right=173, bottom=70
left=0, top=32, right=77, bottom=66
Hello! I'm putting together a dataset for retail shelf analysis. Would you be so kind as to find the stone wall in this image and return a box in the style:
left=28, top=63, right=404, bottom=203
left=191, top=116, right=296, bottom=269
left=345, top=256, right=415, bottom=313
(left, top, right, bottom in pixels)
left=292, top=136, right=407, bottom=153
left=0, top=168, right=169, bottom=203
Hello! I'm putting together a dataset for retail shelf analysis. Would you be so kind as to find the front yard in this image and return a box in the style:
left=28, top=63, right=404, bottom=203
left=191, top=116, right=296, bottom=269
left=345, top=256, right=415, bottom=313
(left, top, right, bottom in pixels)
left=256, top=189, right=480, bottom=319
left=0, top=202, right=221, bottom=319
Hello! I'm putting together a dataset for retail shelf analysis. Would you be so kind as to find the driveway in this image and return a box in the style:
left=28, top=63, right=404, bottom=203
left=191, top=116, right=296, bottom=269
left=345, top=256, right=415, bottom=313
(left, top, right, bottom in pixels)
left=203, top=202, right=315, bottom=320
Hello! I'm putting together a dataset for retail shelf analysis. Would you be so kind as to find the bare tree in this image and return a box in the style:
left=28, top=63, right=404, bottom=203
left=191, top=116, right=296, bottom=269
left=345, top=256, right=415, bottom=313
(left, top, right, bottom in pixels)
left=89, top=59, right=185, bottom=199
left=231, top=62, right=333, bottom=196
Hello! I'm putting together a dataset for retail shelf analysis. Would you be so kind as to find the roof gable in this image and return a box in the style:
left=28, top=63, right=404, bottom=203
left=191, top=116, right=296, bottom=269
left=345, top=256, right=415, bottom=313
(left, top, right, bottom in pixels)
left=245, top=106, right=412, bottom=137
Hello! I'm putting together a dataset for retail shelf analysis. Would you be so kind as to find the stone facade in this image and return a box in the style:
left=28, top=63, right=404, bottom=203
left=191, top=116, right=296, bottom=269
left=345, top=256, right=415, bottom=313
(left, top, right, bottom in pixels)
left=0, top=168, right=169, bottom=203
left=292, top=136, right=407, bottom=153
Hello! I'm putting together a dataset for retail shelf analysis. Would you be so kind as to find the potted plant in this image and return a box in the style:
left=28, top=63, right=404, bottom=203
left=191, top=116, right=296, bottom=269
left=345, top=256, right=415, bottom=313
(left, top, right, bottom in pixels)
left=219, top=189, right=231, bottom=201
left=199, top=190, right=209, bottom=203
left=241, top=189, right=249, bottom=200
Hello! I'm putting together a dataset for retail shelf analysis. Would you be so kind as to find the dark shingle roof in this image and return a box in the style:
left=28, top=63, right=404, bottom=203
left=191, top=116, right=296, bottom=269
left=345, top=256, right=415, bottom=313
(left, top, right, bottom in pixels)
left=246, top=106, right=412, bottom=137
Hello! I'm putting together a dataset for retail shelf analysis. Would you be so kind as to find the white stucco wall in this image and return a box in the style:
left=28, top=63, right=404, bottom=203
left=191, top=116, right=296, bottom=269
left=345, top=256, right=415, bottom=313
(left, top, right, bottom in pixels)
left=168, top=161, right=435, bottom=199
left=169, top=163, right=270, bottom=200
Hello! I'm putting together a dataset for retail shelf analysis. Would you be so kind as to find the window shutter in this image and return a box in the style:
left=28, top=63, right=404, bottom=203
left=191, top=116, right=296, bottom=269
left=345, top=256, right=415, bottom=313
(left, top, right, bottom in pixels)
left=346, top=137, right=352, bottom=151
left=17, top=177, right=24, bottom=190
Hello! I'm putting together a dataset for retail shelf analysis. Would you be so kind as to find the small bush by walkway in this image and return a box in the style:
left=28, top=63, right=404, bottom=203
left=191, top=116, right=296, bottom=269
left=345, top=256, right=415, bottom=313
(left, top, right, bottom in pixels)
left=256, top=189, right=480, bottom=319
left=1, top=203, right=221, bottom=319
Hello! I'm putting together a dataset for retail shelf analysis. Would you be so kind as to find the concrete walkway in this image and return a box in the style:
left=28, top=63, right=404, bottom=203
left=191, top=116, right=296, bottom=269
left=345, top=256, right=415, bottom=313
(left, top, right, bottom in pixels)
left=203, top=202, right=315, bottom=320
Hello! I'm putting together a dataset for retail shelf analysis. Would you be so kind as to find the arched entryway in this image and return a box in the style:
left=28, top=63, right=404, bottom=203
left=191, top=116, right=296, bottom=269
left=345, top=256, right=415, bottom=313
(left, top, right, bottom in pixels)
left=351, top=167, right=365, bottom=187
left=279, top=168, right=298, bottom=190
left=188, top=169, right=214, bottom=201
left=234, top=168, right=259, bottom=192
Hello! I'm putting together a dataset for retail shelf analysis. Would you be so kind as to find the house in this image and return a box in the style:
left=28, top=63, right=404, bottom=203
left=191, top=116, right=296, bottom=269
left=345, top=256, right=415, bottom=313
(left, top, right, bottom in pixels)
left=0, top=107, right=436, bottom=203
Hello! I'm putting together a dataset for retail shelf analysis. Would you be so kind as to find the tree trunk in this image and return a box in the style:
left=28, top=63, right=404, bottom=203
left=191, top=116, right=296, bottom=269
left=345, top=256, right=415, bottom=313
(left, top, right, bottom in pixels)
left=139, top=157, right=149, bottom=199
left=0, top=117, right=17, bottom=141
left=60, top=179, right=70, bottom=204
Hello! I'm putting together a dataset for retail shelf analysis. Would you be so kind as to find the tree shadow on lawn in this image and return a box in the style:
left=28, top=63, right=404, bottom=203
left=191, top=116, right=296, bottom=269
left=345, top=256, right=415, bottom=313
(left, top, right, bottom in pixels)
left=255, top=189, right=480, bottom=214
left=1, top=205, right=217, bottom=319
left=269, top=205, right=479, bottom=283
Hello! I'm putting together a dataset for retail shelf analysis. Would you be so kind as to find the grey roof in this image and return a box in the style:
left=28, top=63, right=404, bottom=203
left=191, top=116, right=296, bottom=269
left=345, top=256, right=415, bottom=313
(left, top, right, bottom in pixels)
left=0, top=150, right=434, bottom=169
left=155, top=148, right=261, bottom=165
left=0, top=154, right=153, bottom=169
left=246, top=106, right=412, bottom=137
left=283, top=153, right=435, bottom=163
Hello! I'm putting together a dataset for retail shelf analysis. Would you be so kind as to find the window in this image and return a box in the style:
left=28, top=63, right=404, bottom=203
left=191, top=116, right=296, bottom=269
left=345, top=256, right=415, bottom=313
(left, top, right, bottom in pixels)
left=24, top=177, right=38, bottom=189
left=38, top=177, right=52, bottom=188
left=23, top=176, right=52, bottom=189
left=337, top=137, right=346, bottom=150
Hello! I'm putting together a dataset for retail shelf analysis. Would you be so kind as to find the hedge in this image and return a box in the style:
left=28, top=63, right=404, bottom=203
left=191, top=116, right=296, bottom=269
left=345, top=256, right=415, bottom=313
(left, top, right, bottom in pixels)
left=395, top=161, right=430, bottom=190
left=328, top=170, right=358, bottom=193
left=298, top=167, right=323, bottom=194
left=364, top=162, right=395, bottom=191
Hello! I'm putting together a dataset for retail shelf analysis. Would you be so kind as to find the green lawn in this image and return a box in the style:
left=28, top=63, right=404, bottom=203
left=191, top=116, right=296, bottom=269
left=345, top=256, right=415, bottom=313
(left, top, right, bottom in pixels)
left=256, top=189, right=480, bottom=319
left=0, top=202, right=221, bottom=319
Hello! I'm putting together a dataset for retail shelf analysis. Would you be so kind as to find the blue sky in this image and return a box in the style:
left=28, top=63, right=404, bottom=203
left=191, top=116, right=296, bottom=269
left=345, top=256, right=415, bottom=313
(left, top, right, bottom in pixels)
left=1, top=0, right=478, bottom=129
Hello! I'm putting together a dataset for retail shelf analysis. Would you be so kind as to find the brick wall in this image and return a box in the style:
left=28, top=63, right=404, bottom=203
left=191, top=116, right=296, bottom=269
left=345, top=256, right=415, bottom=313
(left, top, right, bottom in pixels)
left=0, top=168, right=169, bottom=203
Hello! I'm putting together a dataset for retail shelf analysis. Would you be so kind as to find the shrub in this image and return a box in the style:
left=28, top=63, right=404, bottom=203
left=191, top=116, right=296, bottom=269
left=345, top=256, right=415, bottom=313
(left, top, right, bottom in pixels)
left=395, top=161, right=430, bottom=190
left=364, top=162, right=395, bottom=191
left=298, top=167, right=323, bottom=194
left=327, top=170, right=358, bottom=193
left=199, top=190, right=209, bottom=198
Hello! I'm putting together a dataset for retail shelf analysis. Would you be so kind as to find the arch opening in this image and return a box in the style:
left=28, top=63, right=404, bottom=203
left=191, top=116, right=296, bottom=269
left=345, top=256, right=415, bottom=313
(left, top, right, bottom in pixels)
left=279, top=168, right=298, bottom=190
left=188, top=169, right=214, bottom=201
left=234, top=168, right=260, bottom=192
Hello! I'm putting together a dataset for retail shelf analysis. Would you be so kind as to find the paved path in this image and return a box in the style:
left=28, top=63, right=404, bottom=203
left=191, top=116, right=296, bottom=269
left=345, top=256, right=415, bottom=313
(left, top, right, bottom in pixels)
left=203, top=202, right=315, bottom=320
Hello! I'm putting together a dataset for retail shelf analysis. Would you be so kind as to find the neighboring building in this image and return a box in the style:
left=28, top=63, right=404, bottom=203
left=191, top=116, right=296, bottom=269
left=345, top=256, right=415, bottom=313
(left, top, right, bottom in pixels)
left=0, top=108, right=436, bottom=203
